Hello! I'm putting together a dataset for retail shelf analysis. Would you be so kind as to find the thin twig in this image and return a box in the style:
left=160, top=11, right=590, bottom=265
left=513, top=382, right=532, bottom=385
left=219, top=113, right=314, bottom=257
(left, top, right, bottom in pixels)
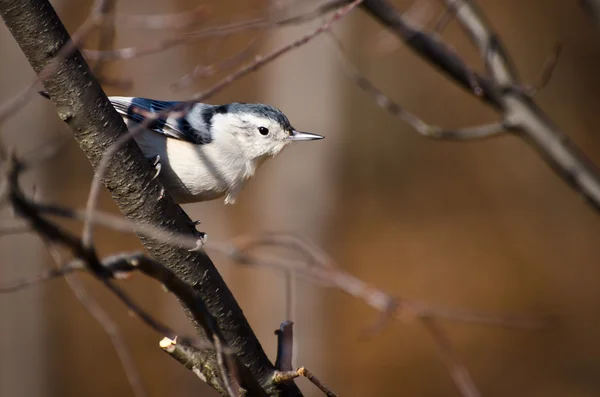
left=0, top=0, right=111, bottom=125
left=434, top=4, right=456, bottom=33
left=171, top=33, right=265, bottom=90
left=230, top=233, right=547, bottom=330
left=0, top=223, right=31, bottom=236
left=525, top=43, right=562, bottom=96
left=225, top=233, right=547, bottom=397
left=329, top=32, right=506, bottom=140
left=82, top=0, right=347, bottom=62
left=421, top=318, right=481, bottom=397
left=43, top=241, right=148, bottom=397
left=443, top=0, right=600, bottom=211
left=274, top=367, right=339, bottom=397
left=159, top=337, right=210, bottom=384
left=0, top=262, right=77, bottom=293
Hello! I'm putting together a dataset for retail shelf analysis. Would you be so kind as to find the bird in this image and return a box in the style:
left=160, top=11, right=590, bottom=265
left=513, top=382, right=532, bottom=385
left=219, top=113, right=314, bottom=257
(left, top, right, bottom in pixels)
left=41, top=93, right=324, bottom=205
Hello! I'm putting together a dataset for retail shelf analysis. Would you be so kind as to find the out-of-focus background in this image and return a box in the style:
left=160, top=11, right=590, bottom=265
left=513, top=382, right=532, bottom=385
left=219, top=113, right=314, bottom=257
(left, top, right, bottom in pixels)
left=2, top=0, right=600, bottom=396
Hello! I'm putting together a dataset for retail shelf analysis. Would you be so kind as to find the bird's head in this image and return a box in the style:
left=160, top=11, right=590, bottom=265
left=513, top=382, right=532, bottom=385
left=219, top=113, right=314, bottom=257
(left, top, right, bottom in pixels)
left=208, top=103, right=323, bottom=161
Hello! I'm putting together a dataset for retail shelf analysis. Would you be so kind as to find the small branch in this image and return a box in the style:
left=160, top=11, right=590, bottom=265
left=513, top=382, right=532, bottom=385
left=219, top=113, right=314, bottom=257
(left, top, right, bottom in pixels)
left=0, top=0, right=111, bottom=124
left=214, top=335, right=240, bottom=397
left=188, top=0, right=363, bottom=103
left=227, top=234, right=547, bottom=330
left=171, top=33, right=264, bottom=91
left=3, top=151, right=245, bottom=391
left=90, top=0, right=119, bottom=85
left=0, top=223, right=31, bottom=236
left=329, top=33, right=505, bottom=140
left=421, top=318, right=481, bottom=397
left=433, top=4, right=456, bottom=33
left=275, top=321, right=294, bottom=371
left=221, top=233, right=548, bottom=397
left=43, top=241, right=147, bottom=397
left=160, top=337, right=213, bottom=385
left=352, top=0, right=600, bottom=212
left=360, top=0, right=498, bottom=106
left=274, top=368, right=338, bottom=397
left=525, top=43, right=562, bottom=96
left=443, top=0, right=600, bottom=211
left=0, top=262, right=78, bottom=293
left=82, top=0, right=347, bottom=62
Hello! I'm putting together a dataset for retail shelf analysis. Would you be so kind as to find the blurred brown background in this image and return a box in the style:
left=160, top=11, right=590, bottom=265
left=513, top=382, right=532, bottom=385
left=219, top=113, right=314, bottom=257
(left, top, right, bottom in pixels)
left=2, top=0, right=600, bottom=396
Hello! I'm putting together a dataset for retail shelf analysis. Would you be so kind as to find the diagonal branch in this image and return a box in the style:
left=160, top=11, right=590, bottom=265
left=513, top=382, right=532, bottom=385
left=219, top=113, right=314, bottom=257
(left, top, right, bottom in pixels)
left=360, top=0, right=499, bottom=107
left=0, top=0, right=299, bottom=395
left=444, top=0, right=600, bottom=211
left=355, top=0, right=600, bottom=212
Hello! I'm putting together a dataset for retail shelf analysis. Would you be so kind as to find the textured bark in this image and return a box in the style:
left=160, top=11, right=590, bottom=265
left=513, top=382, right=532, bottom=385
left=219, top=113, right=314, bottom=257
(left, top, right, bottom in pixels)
left=0, top=1, right=301, bottom=395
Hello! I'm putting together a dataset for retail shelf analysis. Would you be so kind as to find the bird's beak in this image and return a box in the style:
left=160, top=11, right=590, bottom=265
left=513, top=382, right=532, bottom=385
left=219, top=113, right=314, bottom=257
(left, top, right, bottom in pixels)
left=289, top=130, right=324, bottom=141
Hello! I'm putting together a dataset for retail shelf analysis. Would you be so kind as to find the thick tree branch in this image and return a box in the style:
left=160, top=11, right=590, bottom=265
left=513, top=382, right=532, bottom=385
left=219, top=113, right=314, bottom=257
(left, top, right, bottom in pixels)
left=0, top=1, right=298, bottom=395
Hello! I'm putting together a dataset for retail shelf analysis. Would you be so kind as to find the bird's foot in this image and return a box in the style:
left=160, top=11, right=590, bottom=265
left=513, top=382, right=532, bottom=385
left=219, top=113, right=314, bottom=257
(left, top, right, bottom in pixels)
left=146, top=155, right=165, bottom=200
left=187, top=219, right=207, bottom=252
left=148, top=155, right=161, bottom=180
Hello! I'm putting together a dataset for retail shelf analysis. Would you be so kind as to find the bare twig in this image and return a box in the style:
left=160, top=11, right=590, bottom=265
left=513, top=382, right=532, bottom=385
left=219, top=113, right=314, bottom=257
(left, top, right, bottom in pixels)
left=43, top=241, right=148, bottom=397
left=171, top=33, right=265, bottom=90
left=434, top=4, right=456, bottom=33
left=90, top=0, right=116, bottom=83
left=329, top=32, right=506, bottom=140
left=189, top=0, right=362, bottom=102
left=0, top=0, right=113, bottom=124
left=214, top=335, right=240, bottom=397
left=444, top=0, right=600, bottom=210
left=0, top=262, right=76, bottom=293
left=83, top=0, right=347, bottom=62
left=110, top=4, right=207, bottom=30
left=525, top=43, right=562, bottom=96
left=421, top=318, right=481, bottom=397
left=224, top=233, right=547, bottom=397
left=229, top=233, right=547, bottom=330
left=348, top=0, right=600, bottom=212
left=274, top=368, right=338, bottom=397
left=275, top=321, right=294, bottom=371
left=0, top=223, right=31, bottom=236
left=160, top=337, right=210, bottom=384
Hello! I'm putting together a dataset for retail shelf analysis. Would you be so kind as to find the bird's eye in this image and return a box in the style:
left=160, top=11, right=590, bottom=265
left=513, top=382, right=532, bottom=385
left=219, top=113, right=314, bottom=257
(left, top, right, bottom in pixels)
left=258, top=126, right=269, bottom=136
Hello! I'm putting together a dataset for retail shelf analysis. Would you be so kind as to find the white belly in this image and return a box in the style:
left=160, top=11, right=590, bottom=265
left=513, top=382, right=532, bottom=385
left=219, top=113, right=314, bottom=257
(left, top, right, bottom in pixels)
left=132, top=129, right=251, bottom=204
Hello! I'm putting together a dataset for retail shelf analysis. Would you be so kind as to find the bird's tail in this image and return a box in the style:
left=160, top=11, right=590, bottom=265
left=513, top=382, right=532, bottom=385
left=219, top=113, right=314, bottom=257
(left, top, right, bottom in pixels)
left=38, top=91, right=51, bottom=100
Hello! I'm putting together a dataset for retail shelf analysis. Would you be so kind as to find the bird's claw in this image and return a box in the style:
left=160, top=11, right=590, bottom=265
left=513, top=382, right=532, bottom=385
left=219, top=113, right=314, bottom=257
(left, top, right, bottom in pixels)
left=187, top=219, right=207, bottom=251
left=147, top=155, right=165, bottom=200
left=148, top=155, right=161, bottom=181
left=189, top=231, right=207, bottom=251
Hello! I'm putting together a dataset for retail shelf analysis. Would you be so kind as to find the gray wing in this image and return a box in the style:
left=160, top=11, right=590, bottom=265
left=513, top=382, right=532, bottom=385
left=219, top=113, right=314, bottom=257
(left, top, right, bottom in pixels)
left=109, top=96, right=212, bottom=144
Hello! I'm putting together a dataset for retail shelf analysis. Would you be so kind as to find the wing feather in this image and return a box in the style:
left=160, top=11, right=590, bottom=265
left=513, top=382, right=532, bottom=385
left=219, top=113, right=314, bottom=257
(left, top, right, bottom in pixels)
left=109, top=96, right=212, bottom=144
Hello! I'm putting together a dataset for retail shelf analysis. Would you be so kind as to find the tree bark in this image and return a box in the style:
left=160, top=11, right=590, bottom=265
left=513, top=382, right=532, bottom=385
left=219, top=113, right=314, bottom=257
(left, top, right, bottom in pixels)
left=0, top=1, right=301, bottom=395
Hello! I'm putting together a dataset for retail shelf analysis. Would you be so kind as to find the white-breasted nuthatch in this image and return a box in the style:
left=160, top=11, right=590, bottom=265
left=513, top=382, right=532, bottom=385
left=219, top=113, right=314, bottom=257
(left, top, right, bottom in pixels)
left=42, top=93, right=324, bottom=205
left=111, top=97, right=324, bottom=205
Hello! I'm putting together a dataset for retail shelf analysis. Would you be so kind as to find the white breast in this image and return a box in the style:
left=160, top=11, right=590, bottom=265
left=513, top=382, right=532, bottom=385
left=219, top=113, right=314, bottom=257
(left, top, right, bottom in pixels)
left=132, top=128, right=255, bottom=204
